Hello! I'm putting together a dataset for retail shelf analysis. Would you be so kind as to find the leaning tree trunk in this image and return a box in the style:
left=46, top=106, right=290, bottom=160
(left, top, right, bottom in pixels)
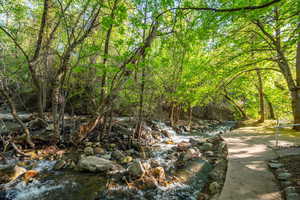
left=0, top=84, right=34, bottom=148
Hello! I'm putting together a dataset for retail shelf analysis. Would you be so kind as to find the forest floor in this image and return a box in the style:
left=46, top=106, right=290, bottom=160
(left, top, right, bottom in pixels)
left=218, top=120, right=300, bottom=200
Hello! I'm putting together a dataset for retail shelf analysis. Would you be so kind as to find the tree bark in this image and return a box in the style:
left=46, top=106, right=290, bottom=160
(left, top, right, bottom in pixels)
left=0, top=83, right=34, bottom=148
left=264, top=94, right=275, bottom=119
left=224, top=94, right=248, bottom=119
left=256, top=69, right=265, bottom=122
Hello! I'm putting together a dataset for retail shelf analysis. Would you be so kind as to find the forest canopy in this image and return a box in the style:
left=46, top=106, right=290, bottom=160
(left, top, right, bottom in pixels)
left=0, top=0, right=299, bottom=145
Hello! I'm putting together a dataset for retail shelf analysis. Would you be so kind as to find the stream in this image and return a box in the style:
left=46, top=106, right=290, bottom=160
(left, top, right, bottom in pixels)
left=0, top=119, right=235, bottom=200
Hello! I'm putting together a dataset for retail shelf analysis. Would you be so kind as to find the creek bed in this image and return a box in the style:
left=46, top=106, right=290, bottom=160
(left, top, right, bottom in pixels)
left=0, top=120, right=235, bottom=200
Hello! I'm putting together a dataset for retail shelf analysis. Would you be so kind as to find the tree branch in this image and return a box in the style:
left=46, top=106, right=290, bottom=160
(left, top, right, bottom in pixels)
left=156, top=0, right=281, bottom=19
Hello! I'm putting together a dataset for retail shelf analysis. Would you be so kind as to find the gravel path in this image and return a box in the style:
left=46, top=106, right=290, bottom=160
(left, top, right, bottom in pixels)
left=218, top=125, right=300, bottom=200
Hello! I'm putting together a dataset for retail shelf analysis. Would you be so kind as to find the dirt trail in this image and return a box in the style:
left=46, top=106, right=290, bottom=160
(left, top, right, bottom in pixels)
left=218, top=124, right=300, bottom=200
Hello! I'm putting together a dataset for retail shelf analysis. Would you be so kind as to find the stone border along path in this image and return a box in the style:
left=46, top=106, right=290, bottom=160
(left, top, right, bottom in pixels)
left=218, top=125, right=300, bottom=200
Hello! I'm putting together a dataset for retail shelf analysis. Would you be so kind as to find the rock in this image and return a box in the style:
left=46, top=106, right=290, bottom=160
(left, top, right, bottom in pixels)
left=77, top=156, right=118, bottom=172
left=150, top=159, right=160, bottom=168
left=190, top=138, right=206, bottom=146
left=268, top=162, right=283, bottom=169
left=0, top=162, right=27, bottom=183
left=151, top=167, right=165, bottom=183
left=0, top=162, right=16, bottom=174
left=183, top=148, right=200, bottom=161
left=204, top=151, right=214, bottom=157
left=165, top=140, right=174, bottom=144
left=101, top=154, right=111, bottom=160
left=95, top=142, right=101, bottom=147
left=198, top=193, right=209, bottom=200
left=276, top=168, right=288, bottom=175
left=46, top=124, right=54, bottom=130
left=11, top=166, right=27, bottom=181
left=139, top=176, right=158, bottom=190
left=85, top=142, right=93, bottom=147
left=161, top=130, right=171, bottom=138
left=282, top=181, right=293, bottom=187
left=68, top=161, right=76, bottom=169
left=199, top=143, right=213, bottom=151
left=175, top=159, right=211, bottom=182
left=94, top=147, right=105, bottom=154
left=286, top=192, right=299, bottom=200
left=207, top=135, right=223, bottom=143
left=278, top=172, right=292, bottom=180
left=54, top=160, right=66, bottom=170
left=121, top=156, right=133, bottom=164
left=84, top=147, right=94, bottom=156
left=112, top=150, right=125, bottom=161
left=177, top=142, right=191, bottom=151
left=109, top=143, right=117, bottom=149
left=209, top=182, right=220, bottom=194
left=284, top=186, right=296, bottom=193
left=151, top=131, right=161, bottom=139
left=128, top=160, right=145, bottom=178
left=142, top=162, right=151, bottom=170
left=29, top=118, right=48, bottom=130
left=24, top=170, right=38, bottom=183
left=218, top=142, right=227, bottom=152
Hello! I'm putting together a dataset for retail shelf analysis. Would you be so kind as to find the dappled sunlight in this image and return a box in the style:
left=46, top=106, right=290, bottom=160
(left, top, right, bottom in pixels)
left=245, top=161, right=267, bottom=172
left=258, top=192, right=282, bottom=200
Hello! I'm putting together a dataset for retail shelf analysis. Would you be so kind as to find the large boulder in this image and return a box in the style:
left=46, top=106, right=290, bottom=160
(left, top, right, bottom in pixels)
left=77, top=156, right=119, bottom=172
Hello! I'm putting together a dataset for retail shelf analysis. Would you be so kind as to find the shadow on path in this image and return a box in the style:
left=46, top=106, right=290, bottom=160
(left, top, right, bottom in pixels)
left=218, top=126, right=300, bottom=200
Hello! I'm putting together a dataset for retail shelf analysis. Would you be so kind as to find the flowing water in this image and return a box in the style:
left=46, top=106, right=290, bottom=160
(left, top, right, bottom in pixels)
left=0, top=120, right=235, bottom=200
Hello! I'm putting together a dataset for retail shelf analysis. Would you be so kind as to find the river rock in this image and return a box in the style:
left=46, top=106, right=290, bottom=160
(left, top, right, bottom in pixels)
left=151, top=131, right=161, bottom=139
left=84, top=142, right=93, bottom=147
left=286, top=192, right=299, bottom=200
left=101, top=153, right=111, bottom=160
left=139, top=176, right=158, bottom=190
left=204, top=151, right=214, bottom=157
left=54, top=160, right=66, bottom=170
left=183, top=148, right=200, bottom=161
left=1, top=166, right=27, bottom=183
left=161, top=130, right=171, bottom=138
left=77, top=156, right=118, bottom=172
left=282, top=181, right=292, bottom=187
left=151, top=167, right=165, bottom=183
left=112, top=150, right=125, bottom=161
left=199, top=143, right=213, bottom=151
left=150, top=159, right=160, bottom=168
left=278, top=172, right=292, bottom=180
left=121, top=156, right=133, bottom=164
left=209, top=181, right=220, bottom=194
left=29, top=118, right=48, bottom=130
left=128, top=160, right=145, bottom=178
left=177, top=142, right=191, bottom=151
left=94, top=147, right=105, bottom=154
left=0, top=162, right=16, bottom=174
left=269, top=162, right=283, bottom=169
left=84, top=147, right=94, bottom=156
left=189, top=138, right=206, bottom=146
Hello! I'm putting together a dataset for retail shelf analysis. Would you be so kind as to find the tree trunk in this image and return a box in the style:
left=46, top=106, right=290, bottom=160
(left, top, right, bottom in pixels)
left=293, top=40, right=300, bottom=130
left=0, top=84, right=34, bottom=148
left=264, top=94, right=275, bottom=119
left=224, top=94, right=248, bottom=119
left=256, top=69, right=265, bottom=122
